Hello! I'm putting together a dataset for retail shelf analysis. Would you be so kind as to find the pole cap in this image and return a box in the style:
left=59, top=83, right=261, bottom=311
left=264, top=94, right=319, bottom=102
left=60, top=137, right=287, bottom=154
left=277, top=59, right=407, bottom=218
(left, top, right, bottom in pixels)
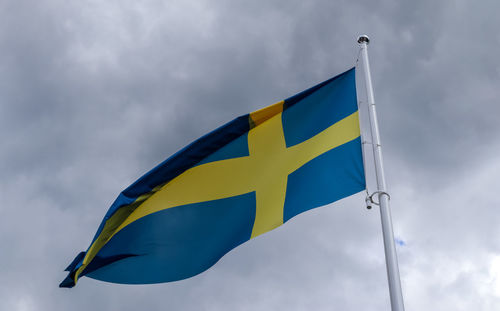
left=357, top=35, right=370, bottom=45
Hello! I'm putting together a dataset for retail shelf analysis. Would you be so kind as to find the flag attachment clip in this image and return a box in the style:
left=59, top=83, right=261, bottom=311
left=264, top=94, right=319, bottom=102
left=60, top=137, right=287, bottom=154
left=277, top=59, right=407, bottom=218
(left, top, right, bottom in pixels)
left=365, top=191, right=390, bottom=210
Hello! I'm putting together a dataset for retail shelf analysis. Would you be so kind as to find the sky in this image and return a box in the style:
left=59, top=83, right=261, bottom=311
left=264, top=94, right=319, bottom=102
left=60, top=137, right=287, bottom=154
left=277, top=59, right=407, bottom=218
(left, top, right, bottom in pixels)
left=1, top=0, right=499, bottom=310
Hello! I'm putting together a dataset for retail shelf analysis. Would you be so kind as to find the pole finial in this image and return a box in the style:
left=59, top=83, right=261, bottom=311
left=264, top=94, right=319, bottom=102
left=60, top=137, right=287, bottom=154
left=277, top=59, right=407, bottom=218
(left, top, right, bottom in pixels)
left=357, top=35, right=370, bottom=45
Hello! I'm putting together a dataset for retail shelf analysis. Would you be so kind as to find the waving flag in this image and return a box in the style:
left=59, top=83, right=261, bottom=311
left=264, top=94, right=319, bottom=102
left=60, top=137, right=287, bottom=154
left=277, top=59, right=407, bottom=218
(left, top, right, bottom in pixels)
left=60, top=67, right=365, bottom=288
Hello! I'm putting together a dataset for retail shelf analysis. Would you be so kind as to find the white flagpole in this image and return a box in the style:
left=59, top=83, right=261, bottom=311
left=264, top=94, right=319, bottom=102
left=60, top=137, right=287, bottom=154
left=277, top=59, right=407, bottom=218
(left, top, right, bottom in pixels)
left=357, top=35, right=405, bottom=311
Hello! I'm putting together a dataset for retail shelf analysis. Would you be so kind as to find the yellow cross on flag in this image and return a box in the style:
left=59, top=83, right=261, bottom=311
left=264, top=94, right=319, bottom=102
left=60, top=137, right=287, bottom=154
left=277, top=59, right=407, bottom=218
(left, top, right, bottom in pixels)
left=60, top=67, right=365, bottom=287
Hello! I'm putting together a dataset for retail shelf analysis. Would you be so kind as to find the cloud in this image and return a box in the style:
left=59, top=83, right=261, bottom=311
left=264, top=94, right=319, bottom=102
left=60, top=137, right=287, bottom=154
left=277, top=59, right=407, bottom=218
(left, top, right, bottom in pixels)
left=0, top=0, right=499, bottom=310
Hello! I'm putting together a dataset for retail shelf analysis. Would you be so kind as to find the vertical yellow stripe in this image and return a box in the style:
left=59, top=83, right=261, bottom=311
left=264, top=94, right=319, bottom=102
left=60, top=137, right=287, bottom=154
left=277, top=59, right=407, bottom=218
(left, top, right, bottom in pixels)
left=248, top=113, right=288, bottom=238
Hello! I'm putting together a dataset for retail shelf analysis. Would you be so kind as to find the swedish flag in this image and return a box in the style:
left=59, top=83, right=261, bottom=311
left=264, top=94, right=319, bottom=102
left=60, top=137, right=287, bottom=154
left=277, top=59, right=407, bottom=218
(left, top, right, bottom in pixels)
left=60, top=68, right=365, bottom=287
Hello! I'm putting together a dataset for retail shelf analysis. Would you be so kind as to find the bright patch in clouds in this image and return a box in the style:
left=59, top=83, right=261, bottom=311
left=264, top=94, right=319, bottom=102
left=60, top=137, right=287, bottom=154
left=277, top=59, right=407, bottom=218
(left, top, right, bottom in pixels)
left=491, top=255, right=500, bottom=297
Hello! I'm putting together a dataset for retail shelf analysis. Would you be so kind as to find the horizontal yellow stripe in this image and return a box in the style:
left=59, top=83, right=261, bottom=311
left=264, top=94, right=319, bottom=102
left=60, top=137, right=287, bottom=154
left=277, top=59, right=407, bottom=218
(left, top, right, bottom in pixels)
left=114, top=111, right=360, bottom=237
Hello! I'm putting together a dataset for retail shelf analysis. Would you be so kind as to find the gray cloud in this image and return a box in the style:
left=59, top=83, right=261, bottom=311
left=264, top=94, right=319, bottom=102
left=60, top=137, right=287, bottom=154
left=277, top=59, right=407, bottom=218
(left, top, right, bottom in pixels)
left=1, top=0, right=499, bottom=310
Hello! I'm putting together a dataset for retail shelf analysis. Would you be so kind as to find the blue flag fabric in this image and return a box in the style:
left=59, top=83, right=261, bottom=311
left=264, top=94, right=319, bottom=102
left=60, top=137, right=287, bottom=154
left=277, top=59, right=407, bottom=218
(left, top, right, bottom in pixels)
left=60, top=68, right=365, bottom=287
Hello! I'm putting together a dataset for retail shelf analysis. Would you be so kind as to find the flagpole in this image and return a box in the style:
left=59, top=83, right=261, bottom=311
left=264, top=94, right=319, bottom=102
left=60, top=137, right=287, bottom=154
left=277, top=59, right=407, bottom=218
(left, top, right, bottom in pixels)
left=357, top=35, right=405, bottom=311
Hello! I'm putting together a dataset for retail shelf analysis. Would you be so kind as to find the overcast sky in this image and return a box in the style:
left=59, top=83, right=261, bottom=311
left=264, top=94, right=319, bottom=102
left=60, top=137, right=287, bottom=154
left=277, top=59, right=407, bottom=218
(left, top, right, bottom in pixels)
left=1, top=0, right=499, bottom=310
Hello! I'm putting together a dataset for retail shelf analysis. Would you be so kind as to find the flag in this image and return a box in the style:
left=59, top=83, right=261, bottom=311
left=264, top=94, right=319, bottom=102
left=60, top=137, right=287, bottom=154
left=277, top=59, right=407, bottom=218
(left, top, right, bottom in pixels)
left=60, top=67, right=365, bottom=288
